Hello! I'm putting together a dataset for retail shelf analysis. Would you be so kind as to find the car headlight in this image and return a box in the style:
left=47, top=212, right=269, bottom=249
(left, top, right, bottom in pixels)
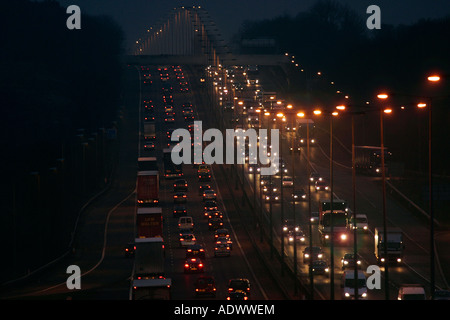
left=362, top=293, right=367, bottom=298
left=283, top=227, right=288, bottom=232
left=343, top=261, right=348, bottom=265
left=340, top=234, right=347, bottom=241
left=318, top=254, right=323, bottom=259
left=325, top=268, right=329, bottom=272
left=324, top=235, right=329, bottom=239
left=304, top=253, right=309, bottom=258
left=397, top=258, right=402, bottom=263
left=345, top=292, right=350, bottom=298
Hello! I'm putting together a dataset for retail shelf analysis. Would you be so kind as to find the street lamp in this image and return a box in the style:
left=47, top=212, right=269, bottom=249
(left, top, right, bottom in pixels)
left=377, top=92, right=391, bottom=300
left=423, top=73, right=440, bottom=299
left=276, top=112, right=286, bottom=276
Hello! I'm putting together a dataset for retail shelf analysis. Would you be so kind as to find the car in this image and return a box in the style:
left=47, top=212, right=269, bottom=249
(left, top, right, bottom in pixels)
left=173, top=192, right=187, bottom=204
left=216, top=236, right=233, bottom=249
left=303, top=246, right=324, bottom=263
left=227, top=290, right=248, bottom=300
left=228, top=278, right=251, bottom=297
left=311, top=260, right=330, bottom=276
left=179, top=232, right=196, bottom=247
left=208, top=216, right=224, bottom=230
left=184, top=258, right=204, bottom=273
left=124, top=242, right=135, bottom=258
left=248, top=163, right=260, bottom=174
left=173, top=179, right=188, bottom=192
left=224, top=101, right=235, bottom=111
left=198, top=172, right=211, bottom=182
left=262, top=183, right=277, bottom=194
left=315, top=180, right=329, bottom=192
left=282, top=219, right=300, bottom=233
left=206, top=210, right=223, bottom=219
left=204, top=200, right=218, bottom=212
left=173, top=205, right=187, bottom=218
left=178, top=216, right=194, bottom=230
left=265, top=192, right=281, bottom=203
left=197, top=164, right=211, bottom=174
left=203, top=190, right=217, bottom=201
left=342, top=270, right=368, bottom=300
left=194, top=276, right=216, bottom=297
left=260, top=175, right=271, bottom=186
left=292, top=189, right=307, bottom=201
left=350, top=214, right=369, bottom=232
left=182, top=106, right=194, bottom=116
left=310, top=211, right=320, bottom=224
left=164, top=115, right=175, bottom=123
left=289, top=141, right=301, bottom=153
left=282, top=176, right=294, bottom=187
left=287, top=229, right=306, bottom=244
left=143, top=140, right=155, bottom=151
left=185, top=244, right=206, bottom=259
left=214, top=243, right=231, bottom=257
left=164, top=106, right=175, bottom=116
left=341, top=253, right=362, bottom=270
left=214, top=228, right=230, bottom=240
left=166, top=127, right=176, bottom=139
left=310, top=172, right=322, bottom=182
left=198, top=184, right=211, bottom=195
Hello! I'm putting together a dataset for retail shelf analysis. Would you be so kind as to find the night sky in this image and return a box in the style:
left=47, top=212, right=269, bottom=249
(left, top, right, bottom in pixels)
left=48, top=0, right=450, bottom=53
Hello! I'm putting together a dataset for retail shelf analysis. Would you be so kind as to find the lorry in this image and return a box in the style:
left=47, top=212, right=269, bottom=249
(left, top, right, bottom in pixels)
left=137, top=171, right=159, bottom=205
left=163, top=147, right=183, bottom=179
left=355, top=146, right=392, bottom=176
left=138, top=156, right=158, bottom=171
left=133, top=237, right=165, bottom=279
left=136, top=207, right=163, bottom=238
left=131, top=278, right=171, bottom=300
left=144, top=122, right=156, bottom=141
left=318, top=199, right=350, bottom=245
left=131, top=237, right=171, bottom=300
left=374, top=227, right=404, bottom=265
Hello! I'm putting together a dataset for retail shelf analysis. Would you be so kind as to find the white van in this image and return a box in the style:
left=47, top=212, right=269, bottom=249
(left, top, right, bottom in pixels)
left=178, top=216, right=194, bottom=231
left=341, top=270, right=368, bottom=300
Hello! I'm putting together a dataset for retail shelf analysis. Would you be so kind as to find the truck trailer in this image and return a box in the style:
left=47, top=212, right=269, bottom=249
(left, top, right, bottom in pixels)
left=136, top=207, right=163, bottom=238
left=131, top=278, right=171, bottom=300
left=318, top=199, right=350, bottom=245
left=374, top=227, right=404, bottom=265
left=133, top=237, right=165, bottom=279
left=137, top=170, right=159, bottom=205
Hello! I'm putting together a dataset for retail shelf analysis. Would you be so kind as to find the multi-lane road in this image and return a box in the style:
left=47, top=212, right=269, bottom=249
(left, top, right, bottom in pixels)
left=1, top=61, right=449, bottom=302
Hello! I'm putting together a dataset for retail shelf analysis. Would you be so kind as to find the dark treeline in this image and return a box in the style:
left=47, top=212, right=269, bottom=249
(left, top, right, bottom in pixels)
left=0, top=0, right=124, bottom=283
left=235, top=0, right=450, bottom=175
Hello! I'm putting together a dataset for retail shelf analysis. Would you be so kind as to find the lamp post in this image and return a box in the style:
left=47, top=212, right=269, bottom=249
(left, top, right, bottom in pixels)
left=424, top=74, right=440, bottom=299
left=377, top=93, right=391, bottom=300
left=276, top=112, right=285, bottom=276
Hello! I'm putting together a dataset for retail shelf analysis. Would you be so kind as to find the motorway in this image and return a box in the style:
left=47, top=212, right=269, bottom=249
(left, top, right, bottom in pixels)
left=1, top=61, right=449, bottom=301
left=198, top=63, right=450, bottom=300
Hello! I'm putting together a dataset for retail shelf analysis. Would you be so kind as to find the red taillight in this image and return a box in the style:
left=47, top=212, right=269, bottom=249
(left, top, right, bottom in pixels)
left=199, top=263, right=203, bottom=268
left=185, top=264, right=189, bottom=268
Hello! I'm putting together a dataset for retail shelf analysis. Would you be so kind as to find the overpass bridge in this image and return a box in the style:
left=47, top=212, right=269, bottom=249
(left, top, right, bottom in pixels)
left=130, top=6, right=289, bottom=67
